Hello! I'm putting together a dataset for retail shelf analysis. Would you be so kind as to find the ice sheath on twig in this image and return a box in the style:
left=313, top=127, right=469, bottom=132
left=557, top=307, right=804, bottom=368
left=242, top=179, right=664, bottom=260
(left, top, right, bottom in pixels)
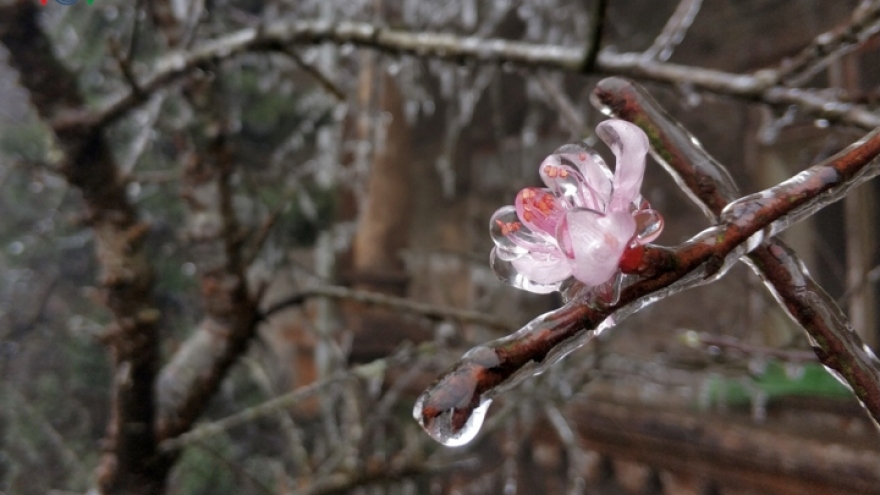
left=591, top=76, right=880, bottom=426
left=413, top=78, right=880, bottom=446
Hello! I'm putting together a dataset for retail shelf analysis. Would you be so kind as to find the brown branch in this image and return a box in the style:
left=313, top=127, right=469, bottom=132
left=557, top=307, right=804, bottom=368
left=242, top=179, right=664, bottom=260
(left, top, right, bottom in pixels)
left=592, top=76, right=880, bottom=424
left=261, top=285, right=514, bottom=331
left=155, top=78, right=259, bottom=441
left=0, top=2, right=170, bottom=493
left=572, top=397, right=880, bottom=495
left=242, top=208, right=282, bottom=267
left=416, top=93, right=880, bottom=437
left=775, top=1, right=880, bottom=86
left=579, top=0, right=607, bottom=73
left=70, top=20, right=880, bottom=133
left=279, top=47, right=346, bottom=101
left=159, top=342, right=436, bottom=451
left=108, top=37, right=144, bottom=99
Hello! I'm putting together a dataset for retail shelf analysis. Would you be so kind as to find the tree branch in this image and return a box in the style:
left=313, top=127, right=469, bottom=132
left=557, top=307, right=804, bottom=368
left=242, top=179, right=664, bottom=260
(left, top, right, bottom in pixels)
left=155, top=73, right=259, bottom=441
left=415, top=96, right=880, bottom=437
left=592, top=77, right=880, bottom=423
left=579, top=0, right=608, bottom=73
left=775, top=0, right=880, bottom=87
left=71, top=19, right=880, bottom=133
left=261, top=285, right=514, bottom=331
left=642, top=0, right=703, bottom=62
left=0, top=2, right=169, bottom=493
left=159, top=342, right=436, bottom=451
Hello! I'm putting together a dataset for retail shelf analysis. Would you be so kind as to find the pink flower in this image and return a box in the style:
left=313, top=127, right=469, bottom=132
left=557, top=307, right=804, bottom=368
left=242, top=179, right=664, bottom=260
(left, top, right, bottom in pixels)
left=490, top=120, right=664, bottom=294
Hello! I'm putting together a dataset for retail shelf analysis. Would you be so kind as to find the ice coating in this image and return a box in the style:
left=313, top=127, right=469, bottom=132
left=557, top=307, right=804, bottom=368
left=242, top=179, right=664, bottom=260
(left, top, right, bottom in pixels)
left=590, top=76, right=880, bottom=427
left=489, top=119, right=665, bottom=293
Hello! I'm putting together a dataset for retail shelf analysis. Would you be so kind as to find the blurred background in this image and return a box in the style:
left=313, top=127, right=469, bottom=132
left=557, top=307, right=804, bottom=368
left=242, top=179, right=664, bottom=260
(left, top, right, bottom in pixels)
left=1, top=0, right=880, bottom=494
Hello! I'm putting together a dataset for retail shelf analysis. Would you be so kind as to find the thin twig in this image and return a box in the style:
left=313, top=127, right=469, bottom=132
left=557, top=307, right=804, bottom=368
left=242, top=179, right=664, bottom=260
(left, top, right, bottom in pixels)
left=260, top=285, right=515, bottom=330
left=776, top=0, right=880, bottom=86
left=108, top=37, right=143, bottom=98
left=190, top=440, right=276, bottom=495
left=535, top=73, right=588, bottom=136
left=159, top=343, right=436, bottom=452
left=642, top=0, right=703, bottom=62
left=280, top=47, right=346, bottom=101
left=694, top=334, right=817, bottom=363
left=242, top=208, right=283, bottom=267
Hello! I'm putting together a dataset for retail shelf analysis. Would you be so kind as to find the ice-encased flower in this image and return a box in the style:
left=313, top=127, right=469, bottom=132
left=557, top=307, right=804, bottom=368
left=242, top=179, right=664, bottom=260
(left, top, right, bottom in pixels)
left=489, top=119, right=664, bottom=294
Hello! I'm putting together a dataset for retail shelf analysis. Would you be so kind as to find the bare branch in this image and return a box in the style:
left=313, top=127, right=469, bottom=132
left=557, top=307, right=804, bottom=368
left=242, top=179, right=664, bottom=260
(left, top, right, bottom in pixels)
left=261, top=285, right=515, bottom=331
left=279, top=47, right=346, bottom=101
left=776, top=0, right=880, bottom=86
left=416, top=102, right=880, bottom=436
left=0, top=3, right=169, bottom=493
left=692, top=333, right=817, bottom=363
left=592, top=77, right=880, bottom=424
left=159, top=343, right=436, bottom=452
left=155, top=81, right=260, bottom=441
left=642, top=0, right=703, bottom=62
left=580, top=0, right=608, bottom=73
left=73, top=20, right=880, bottom=132
left=535, top=74, right=588, bottom=136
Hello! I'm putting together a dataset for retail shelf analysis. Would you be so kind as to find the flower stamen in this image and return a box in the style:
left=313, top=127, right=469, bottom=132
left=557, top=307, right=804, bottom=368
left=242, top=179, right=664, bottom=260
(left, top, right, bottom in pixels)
left=495, top=219, right=521, bottom=236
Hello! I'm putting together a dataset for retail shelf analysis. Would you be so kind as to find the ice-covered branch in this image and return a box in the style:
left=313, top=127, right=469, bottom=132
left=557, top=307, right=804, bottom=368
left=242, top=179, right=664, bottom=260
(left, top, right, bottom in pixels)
left=642, top=0, right=704, bottom=62
left=775, top=0, right=880, bottom=87
left=261, top=285, right=514, bottom=331
left=593, top=76, right=880, bottom=423
left=414, top=87, right=880, bottom=444
left=71, top=19, right=880, bottom=132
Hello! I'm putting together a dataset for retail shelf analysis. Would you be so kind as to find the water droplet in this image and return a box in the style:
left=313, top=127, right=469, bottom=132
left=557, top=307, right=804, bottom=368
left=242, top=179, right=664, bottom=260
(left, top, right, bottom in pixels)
left=412, top=363, right=493, bottom=446
left=633, top=209, right=664, bottom=244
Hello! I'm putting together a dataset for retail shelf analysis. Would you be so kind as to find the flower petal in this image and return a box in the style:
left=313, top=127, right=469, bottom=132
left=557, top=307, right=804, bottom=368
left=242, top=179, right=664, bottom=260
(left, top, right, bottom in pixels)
left=558, top=209, right=636, bottom=286
left=596, top=120, right=649, bottom=211
left=490, top=205, right=558, bottom=255
left=552, top=143, right=613, bottom=210
left=490, top=247, right=570, bottom=293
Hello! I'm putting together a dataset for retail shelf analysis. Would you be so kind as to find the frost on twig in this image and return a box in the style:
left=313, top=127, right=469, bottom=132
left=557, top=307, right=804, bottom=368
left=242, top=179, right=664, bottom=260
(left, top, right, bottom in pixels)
left=414, top=79, right=880, bottom=446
